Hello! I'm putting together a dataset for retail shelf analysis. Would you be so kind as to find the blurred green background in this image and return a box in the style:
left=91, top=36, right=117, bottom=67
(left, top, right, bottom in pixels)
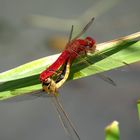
left=0, top=0, right=140, bottom=140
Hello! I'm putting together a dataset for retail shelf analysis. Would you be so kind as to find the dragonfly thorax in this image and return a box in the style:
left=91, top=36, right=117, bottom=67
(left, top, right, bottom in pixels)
left=69, top=37, right=96, bottom=59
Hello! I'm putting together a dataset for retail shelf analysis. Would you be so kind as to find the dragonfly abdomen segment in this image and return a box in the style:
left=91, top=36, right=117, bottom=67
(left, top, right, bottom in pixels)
left=40, top=50, right=71, bottom=82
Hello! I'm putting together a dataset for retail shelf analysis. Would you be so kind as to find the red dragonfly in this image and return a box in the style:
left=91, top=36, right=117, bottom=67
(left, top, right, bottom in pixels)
left=40, top=17, right=116, bottom=96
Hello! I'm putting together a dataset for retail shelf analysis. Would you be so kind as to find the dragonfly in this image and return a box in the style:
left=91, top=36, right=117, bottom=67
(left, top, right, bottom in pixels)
left=40, top=17, right=119, bottom=95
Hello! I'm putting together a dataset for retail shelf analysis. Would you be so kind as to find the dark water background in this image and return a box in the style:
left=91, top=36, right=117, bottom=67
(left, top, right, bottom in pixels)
left=0, top=0, right=140, bottom=140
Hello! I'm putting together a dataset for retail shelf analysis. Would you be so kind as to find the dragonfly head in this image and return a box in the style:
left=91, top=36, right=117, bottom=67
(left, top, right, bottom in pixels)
left=42, top=78, right=58, bottom=96
left=85, top=36, right=96, bottom=48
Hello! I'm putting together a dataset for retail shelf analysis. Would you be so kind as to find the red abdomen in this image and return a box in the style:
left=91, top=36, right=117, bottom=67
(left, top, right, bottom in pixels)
left=40, top=50, right=70, bottom=82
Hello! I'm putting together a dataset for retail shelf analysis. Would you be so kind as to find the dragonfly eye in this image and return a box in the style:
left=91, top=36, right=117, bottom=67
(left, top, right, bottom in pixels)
left=85, top=36, right=96, bottom=48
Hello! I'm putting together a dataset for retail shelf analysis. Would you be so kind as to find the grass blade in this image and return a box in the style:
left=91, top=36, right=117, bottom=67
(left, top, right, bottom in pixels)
left=0, top=32, right=140, bottom=100
left=137, top=100, right=140, bottom=119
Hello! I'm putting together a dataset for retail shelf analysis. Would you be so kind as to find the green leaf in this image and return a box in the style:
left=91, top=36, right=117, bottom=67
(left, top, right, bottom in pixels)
left=105, top=121, right=120, bottom=140
left=0, top=32, right=140, bottom=100
left=137, top=100, right=140, bottom=119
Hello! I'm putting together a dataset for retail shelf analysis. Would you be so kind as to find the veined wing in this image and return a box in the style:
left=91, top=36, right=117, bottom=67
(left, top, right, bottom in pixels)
left=65, top=17, right=95, bottom=49
left=71, top=17, right=95, bottom=41
left=10, top=87, right=80, bottom=139
left=0, top=89, right=45, bottom=101
left=51, top=96, right=80, bottom=140
left=74, top=53, right=117, bottom=86
left=0, top=88, right=80, bottom=140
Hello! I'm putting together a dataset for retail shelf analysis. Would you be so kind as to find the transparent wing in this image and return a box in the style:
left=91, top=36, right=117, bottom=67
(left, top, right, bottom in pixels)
left=68, top=25, right=74, bottom=43
left=2, top=89, right=81, bottom=140
left=79, top=56, right=116, bottom=86
left=71, top=17, right=94, bottom=41
left=51, top=96, right=80, bottom=140
left=65, top=17, right=94, bottom=49
left=0, top=89, right=44, bottom=102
